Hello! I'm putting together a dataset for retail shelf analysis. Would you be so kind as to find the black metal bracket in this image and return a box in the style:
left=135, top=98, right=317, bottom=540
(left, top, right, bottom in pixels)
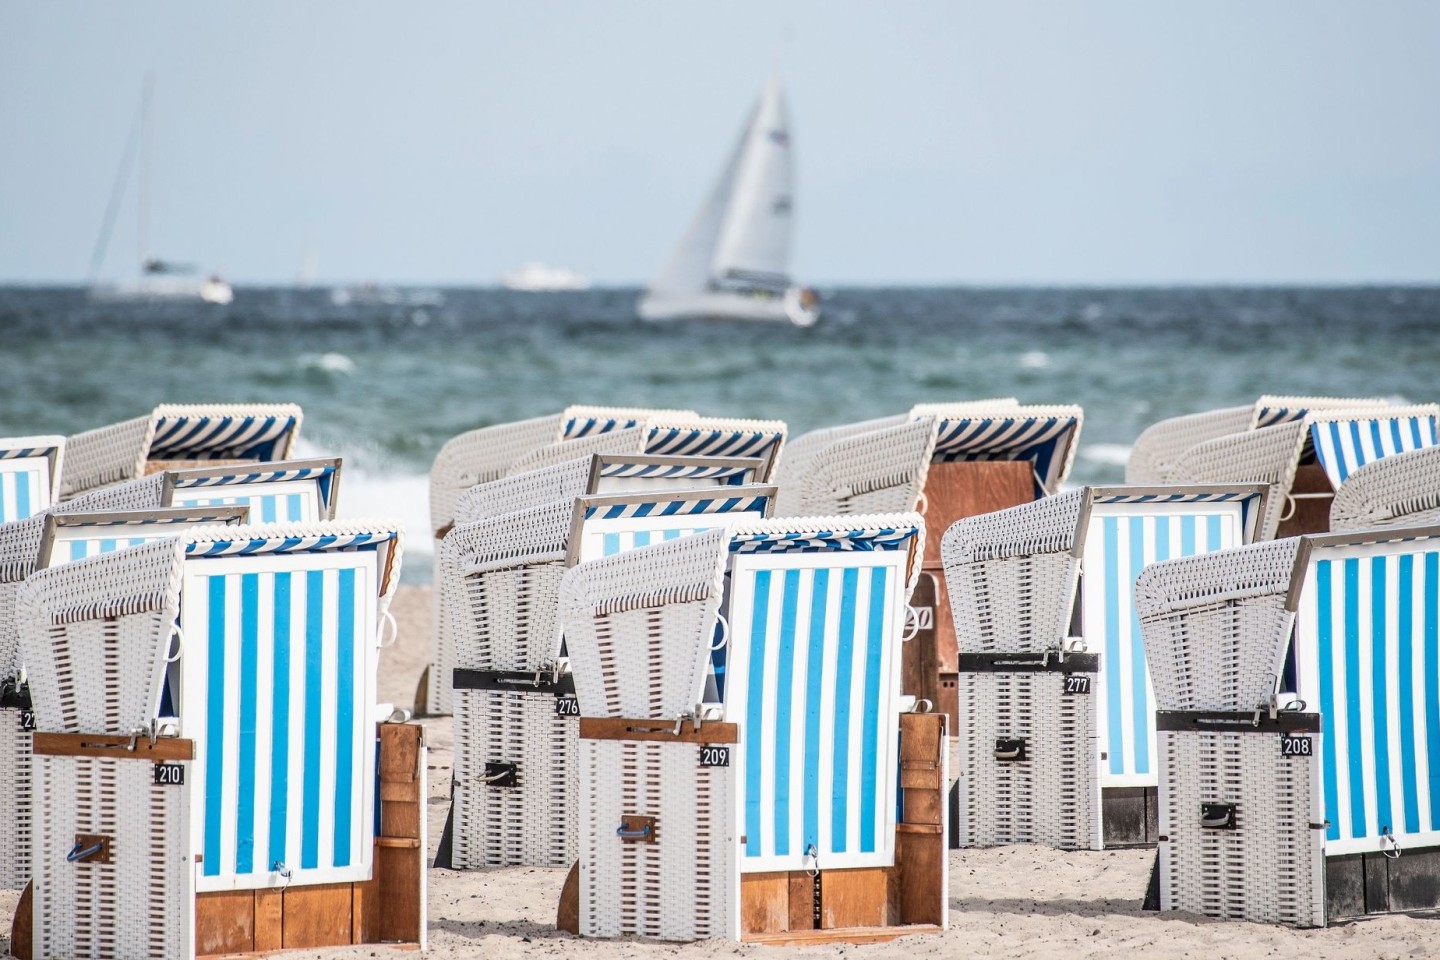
left=957, top=652, right=1100, bottom=674
left=453, top=668, right=576, bottom=696
left=1156, top=710, right=1321, bottom=734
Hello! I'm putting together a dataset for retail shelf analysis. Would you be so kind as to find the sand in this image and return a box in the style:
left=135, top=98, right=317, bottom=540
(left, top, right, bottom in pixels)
left=5, top=584, right=1438, bottom=959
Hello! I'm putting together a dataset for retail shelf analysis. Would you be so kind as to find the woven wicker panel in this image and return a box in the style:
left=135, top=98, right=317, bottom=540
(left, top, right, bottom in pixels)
left=1251, top=395, right=1391, bottom=430
left=453, top=456, right=593, bottom=526
left=774, top=415, right=911, bottom=512
left=1331, top=444, right=1440, bottom=531
left=505, top=427, right=648, bottom=478
left=0, top=707, right=30, bottom=889
left=429, top=414, right=565, bottom=534
left=955, top=671, right=1099, bottom=850
left=452, top=688, right=576, bottom=868
left=1135, top=539, right=1302, bottom=712
left=31, top=754, right=193, bottom=959
left=560, top=531, right=728, bottom=720
left=785, top=418, right=936, bottom=517
left=579, top=737, right=735, bottom=941
left=1127, top=406, right=1255, bottom=485
left=1157, top=729, right=1324, bottom=927
left=1164, top=423, right=1308, bottom=541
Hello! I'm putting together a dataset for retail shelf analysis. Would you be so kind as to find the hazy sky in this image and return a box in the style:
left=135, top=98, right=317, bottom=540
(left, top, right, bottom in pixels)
left=3, top=2, right=1437, bottom=285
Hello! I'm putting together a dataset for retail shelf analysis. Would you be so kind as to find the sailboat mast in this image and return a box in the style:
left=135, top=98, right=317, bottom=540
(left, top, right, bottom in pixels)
left=138, top=74, right=154, bottom=267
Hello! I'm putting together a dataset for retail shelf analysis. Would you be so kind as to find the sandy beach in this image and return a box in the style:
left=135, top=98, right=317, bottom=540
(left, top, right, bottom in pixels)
left=4, top=584, right=1436, bottom=959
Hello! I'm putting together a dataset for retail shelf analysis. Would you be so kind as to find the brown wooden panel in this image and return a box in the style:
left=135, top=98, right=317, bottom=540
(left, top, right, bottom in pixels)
left=195, top=889, right=255, bottom=956
left=374, top=844, right=423, bottom=944
left=381, top=797, right=422, bottom=841
left=929, top=574, right=959, bottom=674
left=380, top=779, right=421, bottom=803
left=740, top=872, right=792, bottom=935
left=281, top=883, right=354, bottom=949
left=31, top=732, right=194, bottom=761
left=902, top=790, right=943, bottom=826
left=901, top=572, right=942, bottom=710
left=9, top=881, right=31, bottom=960
left=789, top=872, right=816, bottom=931
left=895, top=830, right=946, bottom=926
left=819, top=868, right=889, bottom=929
left=578, top=717, right=739, bottom=744
left=921, top=460, right=1035, bottom=564
left=379, top=722, right=422, bottom=783
left=1276, top=463, right=1334, bottom=538
left=556, top=862, right=580, bottom=935
left=254, top=888, right=284, bottom=952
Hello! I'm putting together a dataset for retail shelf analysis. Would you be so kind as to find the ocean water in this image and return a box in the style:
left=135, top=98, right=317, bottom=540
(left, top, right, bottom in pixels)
left=2, top=285, right=1437, bottom=580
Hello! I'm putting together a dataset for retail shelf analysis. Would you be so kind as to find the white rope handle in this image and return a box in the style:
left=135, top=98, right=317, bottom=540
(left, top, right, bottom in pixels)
left=915, top=490, right=930, bottom=515
left=378, top=610, right=399, bottom=649
left=709, top=613, right=730, bottom=652
left=164, top=624, right=185, bottom=664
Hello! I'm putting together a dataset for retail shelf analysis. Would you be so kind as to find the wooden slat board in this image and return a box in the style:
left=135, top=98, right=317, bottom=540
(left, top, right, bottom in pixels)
left=921, top=460, right=1036, bottom=565
left=1275, top=462, right=1334, bottom=538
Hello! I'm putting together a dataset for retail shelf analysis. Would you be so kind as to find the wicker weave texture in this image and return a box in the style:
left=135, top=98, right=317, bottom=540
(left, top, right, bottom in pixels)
left=772, top=415, right=910, bottom=510
left=430, top=414, right=564, bottom=534
left=779, top=418, right=935, bottom=517
left=1250, top=394, right=1390, bottom=430
left=1126, top=407, right=1253, bottom=485
left=0, top=709, right=30, bottom=889
left=1157, top=729, right=1323, bottom=926
left=579, top=737, right=735, bottom=941
left=1135, top=539, right=1301, bottom=713
left=452, top=688, right=576, bottom=868
left=453, top=456, right=594, bottom=526
left=1164, top=423, right=1308, bottom=540
left=942, top=491, right=1084, bottom=655
left=559, top=531, right=728, bottom=720
left=31, top=754, right=193, bottom=959
left=1330, top=444, right=1440, bottom=531
left=505, top=427, right=647, bottom=478
left=955, top=672, right=1099, bottom=850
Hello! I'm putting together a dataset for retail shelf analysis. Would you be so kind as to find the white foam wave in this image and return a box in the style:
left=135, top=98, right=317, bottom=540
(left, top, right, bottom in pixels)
left=1018, top=350, right=1050, bottom=370
left=1081, top=443, right=1133, bottom=467
left=297, top=352, right=356, bottom=375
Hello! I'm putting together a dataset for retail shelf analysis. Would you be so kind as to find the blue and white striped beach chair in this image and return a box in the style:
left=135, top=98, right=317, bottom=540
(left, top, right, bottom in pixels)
left=0, top=435, right=64, bottom=524
left=159, top=456, right=341, bottom=524
left=444, top=484, right=777, bottom=869
left=14, top=519, right=423, bottom=957
left=36, top=506, right=250, bottom=569
left=942, top=484, right=1266, bottom=850
left=559, top=514, right=949, bottom=942
left=59, top=403, right=304, bottom=500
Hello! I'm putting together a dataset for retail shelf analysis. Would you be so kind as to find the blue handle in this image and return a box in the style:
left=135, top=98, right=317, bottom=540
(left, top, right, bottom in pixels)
left=615, top=824, right=652, bottom=839
left=67, top=841, right=104, bottom=863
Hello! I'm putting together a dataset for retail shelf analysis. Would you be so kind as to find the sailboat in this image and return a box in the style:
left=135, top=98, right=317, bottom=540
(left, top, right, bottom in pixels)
left=89, top=77, right=234, bottom=306
left=638, top=77, right=819, bottom=327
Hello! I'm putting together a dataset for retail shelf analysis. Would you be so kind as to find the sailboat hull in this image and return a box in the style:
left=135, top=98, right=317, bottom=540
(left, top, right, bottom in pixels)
left=638, top=288, right=818, bottom=327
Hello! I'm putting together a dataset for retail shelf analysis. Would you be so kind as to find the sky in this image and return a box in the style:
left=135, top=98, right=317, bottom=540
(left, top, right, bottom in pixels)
left=2, top=2, right=1437, bottom=286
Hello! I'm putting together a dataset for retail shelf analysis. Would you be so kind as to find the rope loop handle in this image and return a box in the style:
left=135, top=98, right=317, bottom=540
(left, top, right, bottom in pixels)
left=615, top=823, right=652, bottom=839
left=378, top=610, right=399, bottom=649
left=710, top=613, right=730, bottom=652
left=1382, top=828, right=1403, bottom=860
left=164, top=623, right=184, bottom=664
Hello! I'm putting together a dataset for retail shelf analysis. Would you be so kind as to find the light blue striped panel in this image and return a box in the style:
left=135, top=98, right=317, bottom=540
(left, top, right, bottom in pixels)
left=644, top=427, right=782, bottom=461
left=1084, top=505, right=1246, bottom=787
left=1310, top=416, right=1440, bottom=488
left=728, top=556, right=902, bottom=872
left=930, top=416, right=1080, bottom=497
left=1300, top=548, right=1440, bottom=854
left=150, top=415, right=298, bottom=462
left=0, top=458, right=51, bottom=523
left=183, top=553, right=376, bottom=891
left=176, top=488, right=312, bottom=524
left=63, top=536, right=150, bottom=562
left=582, top=494, right=771, bottom=521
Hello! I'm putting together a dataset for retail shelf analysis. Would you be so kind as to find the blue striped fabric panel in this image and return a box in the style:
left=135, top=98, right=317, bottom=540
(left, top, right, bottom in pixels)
left=181, top=552, right=377, bottom=891
left=150, top=415, right=297, bottom=462
left=1083, top=505, right=1245, bottom=787
left=59, top=535, right=152, bottom=563
left=175, top=480, right=320, bottom=524
left=644, top=427, right=780, bottom=460
left=562, top=416, right=639, bottom=439
left=0, top=457, right=51, bottom=523
left=1297, top=546, right=1440, bottom=854
left=578, top=508, right=768, bottom=564
left=929, top=416, right=1079, bottom=497
left=1310, top=416, right=1440, bottom=488
left=725, top=553, right=903, bottom=872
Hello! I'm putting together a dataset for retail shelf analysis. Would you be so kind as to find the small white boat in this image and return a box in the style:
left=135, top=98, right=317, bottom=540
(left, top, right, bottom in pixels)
left=639, top=76, right=819, bottom=327
left=500, top=262, right=591, bottom=292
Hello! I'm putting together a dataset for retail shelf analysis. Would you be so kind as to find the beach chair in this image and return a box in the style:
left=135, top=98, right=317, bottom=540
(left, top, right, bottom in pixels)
left=158, top=457, right=341, bottom=522
left=1330, top=444, right=1440, bottom=531
left=428, top=406, right=696, bottom=538
left=1136, top=539, right=1325, bottom=927
left=941, top=484, right=1266, bottom=850
left=10, top=520, right=425, bottom=959
left=0, top=437, right=65, bottom=524
left=1165, top=405, right=1439, bottom=540
left=772, top=418, right=936, bottom=516
left=557, top=514, right=949, bottom=944
left=1126, top=396, right=1389, bottom=485
left=59, top=404, right=304, bottom=499
left=443, top=484, right=778, bottom=870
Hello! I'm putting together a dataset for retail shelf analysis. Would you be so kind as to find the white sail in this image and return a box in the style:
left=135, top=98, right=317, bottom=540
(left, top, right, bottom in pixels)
left=646, top=104, right=752, bottom=296
left=709, top=76, right=793, bottom=289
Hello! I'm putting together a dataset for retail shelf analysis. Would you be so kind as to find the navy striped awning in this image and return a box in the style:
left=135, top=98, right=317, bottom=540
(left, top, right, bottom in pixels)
left=1310, top=414, right=1440, bottom=488
left=185, top=530, right=396, bottom=558
left=644, top=426, right=783, bottom=460
left=729, top=525, right=919, bottom=555
left=929, top=413, right=1082, bottom=496
left=597, top=461, right=756, bottom=485
left=150, top=414, right=299, bottom=462
left=582, top=493, right=773, bottom=521
left=562, top=416, right=643, bottom=440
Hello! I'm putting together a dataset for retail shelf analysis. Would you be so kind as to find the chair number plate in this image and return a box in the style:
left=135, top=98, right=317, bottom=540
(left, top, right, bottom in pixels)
left=1063, top=675, right=1091, bottom=695
left=1280, top=735, right=1312, bottom=758
left=19, top=710, right=34, bottom=731
left=554, top=696, right=580, bottom=717
left=153, top=762, right=185, bottom=785
left=699, top=746, right=730, bottom=767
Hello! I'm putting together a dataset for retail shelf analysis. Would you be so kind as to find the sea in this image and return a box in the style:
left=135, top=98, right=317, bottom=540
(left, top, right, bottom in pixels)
left=3, top=284, right=1437, bottom=581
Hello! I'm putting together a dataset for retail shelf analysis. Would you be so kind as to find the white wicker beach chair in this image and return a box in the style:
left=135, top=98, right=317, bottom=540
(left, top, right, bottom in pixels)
left=58, top=403, right=304, bottom=500
left=1330, top=444, right=1440, bottom=531
left=941, top=483, right=1266, bottom=851
left=1136, top=539, right=1325, bottom=927
left=15, top=518, right=423, bottom=957
left=774, top=418, right=936, bottom=516
left=559, top=513, right=948, bottom=943
left=0, top=435, right=65, bottom=524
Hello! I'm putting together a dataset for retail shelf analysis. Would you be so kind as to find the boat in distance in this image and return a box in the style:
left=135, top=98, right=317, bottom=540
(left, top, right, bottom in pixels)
left=638, top=76, right=819, bottom=327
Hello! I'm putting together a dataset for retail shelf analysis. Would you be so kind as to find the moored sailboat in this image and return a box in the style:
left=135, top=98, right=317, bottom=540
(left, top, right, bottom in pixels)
left=638, top=77, right=819, bottom=327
